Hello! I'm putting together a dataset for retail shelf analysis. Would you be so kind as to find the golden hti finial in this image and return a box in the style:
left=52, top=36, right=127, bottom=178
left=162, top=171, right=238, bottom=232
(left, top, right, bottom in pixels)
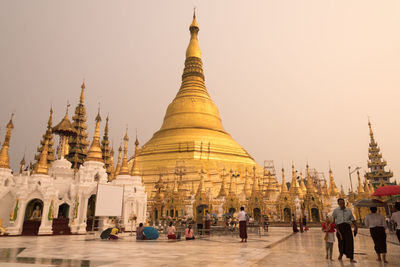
left=114, top=143, right=122, bottom=176
left=34, top=139, right=49, bottom=175
left=357, top=171, right=365, bottom=194
left=196, top=168, right=206, bottom=195
left=281, top=168, right=288, bottom=193
left=217, top=170, right=228, bottom=198
left=86, top=108, right=103, bottom=162
left=80, top=81, right=85, bottom=104
left=19, top=153, right=26, bottom=174
left=186, top=8, right=201, bottom=59
left=0, top=114, right=14, bottom=169
left=299, top=172, right=307, bottom=194
left=119, top=127, right=130, bottom=175
left=130, top=130, right=140, bottom=176
left=328, top=167, right=339, bottom=196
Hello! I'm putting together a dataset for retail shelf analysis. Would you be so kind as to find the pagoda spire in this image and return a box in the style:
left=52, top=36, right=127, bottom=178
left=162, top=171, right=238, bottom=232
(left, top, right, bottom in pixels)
left=357, top=171, right=365, bottom=194
left=114, top=144, right=122, bottom=176
left=243, top=169, right=252, bottom=198
left=33, top=139, right=49, bottom=175
left=0, top=114, right=14, bottom=169
left=19, top=154, right=26, bottom=174
left=101, top=116, right=113, bottom=176
left=305, top=164, right=317, bottom=193
left=299, top=172, right=307, bottom=194
left=217, top=168, right=228, bottom=198
left=130, top=133, right=140, bottom=176
left=365, top=120, right=393, bottom=187
left=328, top=168, right=339, bottom=197
left=289, top=163, right=302, bottom=197
left=108, top=147, right=115, bottom=181
left=67, top=82, right=90, bottom=169
left=340, top=184, right=346, bottom=198
left=86, top=110, right=103, bottom=162
left=196, top=168, right=206, bottom=195
left=34, top=108, right=55, bottom=166
left=251, top=166, right=260, bottom=195
left=119, top=129, right=130, bottom=175
left=281, top=168, right=288, bottom=193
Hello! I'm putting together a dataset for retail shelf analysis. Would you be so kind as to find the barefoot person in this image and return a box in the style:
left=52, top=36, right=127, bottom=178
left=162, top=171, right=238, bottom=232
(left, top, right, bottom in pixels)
left=332, top=198, right=358, bottom=263
left=238, top=207, right=248, bottom=242
left=322, top=215, right=341, bottom=261
left=391, top=202, right=400, bottom=243
left=365, top=207, right=388, bottom=263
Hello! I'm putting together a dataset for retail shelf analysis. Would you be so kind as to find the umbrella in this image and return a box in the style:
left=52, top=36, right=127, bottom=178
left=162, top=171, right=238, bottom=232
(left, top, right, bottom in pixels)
left=222, top=213, right=232, bottom=218
left=100, top=228, right=112, bottom=239
left=354, top=199, right=386, bottom=208
left=372, top=185, right=400, bottom=197
left=143, top=226, right=159, bottom=240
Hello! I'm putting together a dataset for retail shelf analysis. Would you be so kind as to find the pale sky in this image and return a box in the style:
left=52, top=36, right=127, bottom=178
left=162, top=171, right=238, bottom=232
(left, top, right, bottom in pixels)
left=1, top=0, right=399, bottom=190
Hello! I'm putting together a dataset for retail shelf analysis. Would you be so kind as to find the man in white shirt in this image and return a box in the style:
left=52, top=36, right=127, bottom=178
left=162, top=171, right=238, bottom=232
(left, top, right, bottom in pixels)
left=332, top=198, right=357, bottom=263
left=238, top=207, right=247, bottom=242
left=364, top=207, right=387, bottom=263
left=391, top=202, right=400, bottom=243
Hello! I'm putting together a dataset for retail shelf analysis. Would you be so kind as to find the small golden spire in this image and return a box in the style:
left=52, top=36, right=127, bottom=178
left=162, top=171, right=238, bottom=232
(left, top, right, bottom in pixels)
left=357, top=171, right=365, bottom=194
left=34, top=139, right=49, bottom=175
left=130, top=132, right=140, bottom=176
left=328, top=167, right=339, bottom=197
left=19, top=154, right=26, bottom=174
left=196, top=168, right=206, bottom=194
left=217, top=169, right=228, bottom=198
left=243, top=169, right=251, bottom=198
left=80, top=81, right=85, bottom=104
left=115, top=144, right=122, bottom=176
left=186, top=9, right=201, bottom=59
left=86, top=110, right=103, bottom=162
left=119, top=128, right=130, bottom=175
left=0, top=114, right=14, bottom=169
left=281, top=168, right=288, bottom=193
left=299, top=172, right=307, bottom=194
left=340, top=184, right=346, bottom=198
left=368, top=119, right=374, bottom=140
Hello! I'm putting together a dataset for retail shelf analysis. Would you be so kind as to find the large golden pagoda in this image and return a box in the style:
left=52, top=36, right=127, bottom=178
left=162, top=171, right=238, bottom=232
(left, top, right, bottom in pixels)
left=136, top=13, right=257, bottom=189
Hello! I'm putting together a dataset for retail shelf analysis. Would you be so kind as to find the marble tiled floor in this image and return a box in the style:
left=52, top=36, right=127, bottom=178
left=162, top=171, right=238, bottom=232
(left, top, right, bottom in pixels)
left=254, top=228, right=400, bottom=267
left=0, top=228, right=398, bottom=266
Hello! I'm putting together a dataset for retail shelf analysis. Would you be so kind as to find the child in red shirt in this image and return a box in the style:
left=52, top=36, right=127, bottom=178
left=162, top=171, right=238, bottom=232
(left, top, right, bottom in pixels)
left=322, top=215, right=342, bottom=261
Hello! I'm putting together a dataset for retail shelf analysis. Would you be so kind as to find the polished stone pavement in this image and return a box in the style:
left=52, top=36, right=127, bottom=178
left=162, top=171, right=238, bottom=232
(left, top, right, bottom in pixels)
left=0, top=227, right=398, bottom=266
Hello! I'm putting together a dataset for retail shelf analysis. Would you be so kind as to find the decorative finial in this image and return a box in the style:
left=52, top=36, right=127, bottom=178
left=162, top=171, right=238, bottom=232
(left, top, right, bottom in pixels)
left=193, top=6, right=196, bottom=19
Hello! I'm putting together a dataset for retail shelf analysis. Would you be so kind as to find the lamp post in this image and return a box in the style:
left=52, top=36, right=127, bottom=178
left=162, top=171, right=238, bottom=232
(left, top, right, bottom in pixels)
left=348, top=166, right=361, bottom=193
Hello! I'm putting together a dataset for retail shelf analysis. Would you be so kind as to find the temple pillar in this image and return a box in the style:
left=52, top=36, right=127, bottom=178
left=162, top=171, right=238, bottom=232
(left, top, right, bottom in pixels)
left=7, top=198, right=27, bottom=235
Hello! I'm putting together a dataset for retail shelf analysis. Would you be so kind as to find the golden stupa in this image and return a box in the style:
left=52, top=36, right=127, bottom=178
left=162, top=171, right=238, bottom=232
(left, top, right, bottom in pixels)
left=135, top=12, right=258, bottom=191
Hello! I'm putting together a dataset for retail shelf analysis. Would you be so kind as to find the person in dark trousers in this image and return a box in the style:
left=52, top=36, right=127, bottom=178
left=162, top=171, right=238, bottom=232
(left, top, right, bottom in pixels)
left=332, top=198, right=358, bottom=263
left=391, top=202, right=400, bottom=243
left=196, top=211, right=204, bottom=235
left=238, top=207, right=248, bottom=242
left=365, top=207, right=387, bottom=263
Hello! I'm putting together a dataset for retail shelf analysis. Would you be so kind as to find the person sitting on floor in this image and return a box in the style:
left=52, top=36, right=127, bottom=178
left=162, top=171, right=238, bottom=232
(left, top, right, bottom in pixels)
left=185, top=224, right=195, bottom=240
left=167, top=222, right=177, bottom=240
left=136, top=223, right=146, bottom=240
left=109, top=227, right=119, bottom=240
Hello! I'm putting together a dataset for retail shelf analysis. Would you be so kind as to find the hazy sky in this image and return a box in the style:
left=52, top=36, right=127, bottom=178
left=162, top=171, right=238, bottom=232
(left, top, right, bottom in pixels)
left=1, top=1, right=399, bottom=190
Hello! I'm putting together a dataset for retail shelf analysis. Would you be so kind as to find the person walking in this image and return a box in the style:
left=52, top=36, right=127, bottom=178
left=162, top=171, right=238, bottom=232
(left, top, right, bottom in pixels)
left=196, top=211, right=204, bottom=235
left=322, top=215, right=341, bottom=261
left=332, top=198, right=358, bottom=263
left=391, top=202, right=400, bottom=243
left=364, top=207, right=388, bottom=263
left=292, top=214, right=299, bottom=233
left=238, top=207, right=248, bottom=242
left=205, top=210, right=211, bottom=235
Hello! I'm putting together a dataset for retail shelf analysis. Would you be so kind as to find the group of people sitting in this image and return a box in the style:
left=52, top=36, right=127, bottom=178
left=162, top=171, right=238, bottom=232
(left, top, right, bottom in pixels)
left=167, top=222, right=195, bottom=240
